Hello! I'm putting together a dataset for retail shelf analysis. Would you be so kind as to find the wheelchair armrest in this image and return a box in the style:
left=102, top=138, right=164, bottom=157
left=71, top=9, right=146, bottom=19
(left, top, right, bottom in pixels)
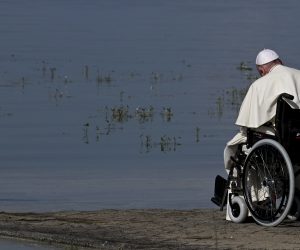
left=246, top=129, right=277, bottom=148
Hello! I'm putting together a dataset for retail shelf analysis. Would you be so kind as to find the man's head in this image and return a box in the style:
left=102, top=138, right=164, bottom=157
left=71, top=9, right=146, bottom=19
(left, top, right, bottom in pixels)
left=256, top=49, right=283, bottom=76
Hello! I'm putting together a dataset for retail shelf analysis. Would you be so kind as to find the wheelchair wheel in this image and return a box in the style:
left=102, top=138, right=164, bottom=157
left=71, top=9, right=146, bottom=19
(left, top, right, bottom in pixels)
left=228, top=196, right=248, bottom=223
left=243, top=139, right=295, bottom=227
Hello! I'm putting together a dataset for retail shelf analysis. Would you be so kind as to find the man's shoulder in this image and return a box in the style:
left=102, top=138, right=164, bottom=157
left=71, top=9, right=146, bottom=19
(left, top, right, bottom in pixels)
left=275, top=65, right=300, bottom=75
left=247, top=65, right=300, bottom=92
left=253, top=65, right=300, bottom=83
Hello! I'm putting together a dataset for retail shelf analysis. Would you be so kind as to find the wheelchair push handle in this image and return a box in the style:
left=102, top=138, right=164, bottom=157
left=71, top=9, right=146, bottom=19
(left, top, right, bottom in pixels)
left=279, top=93, right=294, bottom=100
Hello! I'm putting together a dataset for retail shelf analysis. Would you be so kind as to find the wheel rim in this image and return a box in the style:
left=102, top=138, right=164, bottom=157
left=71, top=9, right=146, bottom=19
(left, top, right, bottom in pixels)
left=243, top=139, right=294, bottom=226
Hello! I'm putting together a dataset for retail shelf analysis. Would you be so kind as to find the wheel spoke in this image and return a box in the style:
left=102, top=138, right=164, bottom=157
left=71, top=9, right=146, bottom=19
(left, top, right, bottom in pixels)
left=243, top=139, right=294, bottom=226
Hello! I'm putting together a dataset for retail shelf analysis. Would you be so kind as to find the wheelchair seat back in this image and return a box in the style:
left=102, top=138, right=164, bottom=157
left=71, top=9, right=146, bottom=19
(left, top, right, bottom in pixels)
left=246, top=93, right=300, bottom=164
left=275, top=93, right=300, bottom=164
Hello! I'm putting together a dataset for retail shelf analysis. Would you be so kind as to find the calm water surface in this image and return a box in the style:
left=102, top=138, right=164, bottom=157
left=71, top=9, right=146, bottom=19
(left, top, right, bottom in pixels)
left=0, top=238, right=59, bottom=250
left=0, top=0, right=300, bottom=214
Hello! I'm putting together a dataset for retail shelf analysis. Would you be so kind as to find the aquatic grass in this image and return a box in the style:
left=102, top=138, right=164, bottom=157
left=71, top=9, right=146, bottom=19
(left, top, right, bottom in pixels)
left=196, top=127, right=200, bottom=143
left=237, top=62, right=252, bottom=71
left=172, top=74, right=183, bottom=81
left=238, top=62, right=258, bottom=85
left=215, top=96, right=224, bottom=118
left=160, top=135, right=181, bottom=152
left=161, top=107, right=173, bottom=122
left=54, top=88, right=64, bottom=99
left=22, top=61, right=187, bottom=153
left=140, top=134, right=152, bottom=153
left=84, top=65, right=89, bottom=80
left=96, top=71, right=112, bottom=84
left=97, top=75, right=112, bottom=84
left=0, top=107, right=13, bottom=118
left=208, top=62, right=254, bottom=118
left=2, top=58, right=202, bottom=155
left=140, top=134, right=181, bottom=153
left=82, top=122, right=89, bottom=144
left=181, top=59, right=192, bottom=68
left=96, top=125, right=101, bottom=141
left=38, top=61, right=187, bottom=90
left=64, top=75, right=72, bottom=84
left=102, top=105, right=170, bottom=125
left=82, top=120, right=114, bottom=143
left=42, top=60, right=47, bottom=77
left=246, top=73, right=259, bottom=81
left=50, top=67, right=56, bottom=81
left=151, top=72, right=162, bottom=82
left=129, top=71, right=140, bottom=79
left=208, top=87, right=246, bottom=118
left=135, top=106, right=154, bottom=123
left=119, top=91, right=125, bottom=103
left=111, top=105, right=130, bottom=123
left=82, top=104, right=180, bottom=153
left=150, top=71, right=185, bottom=84
left=10, top=53, right=16, bottom=62
left=225, top=87, right=244, bottom=108
left=47, top=85, right=72, bottom=104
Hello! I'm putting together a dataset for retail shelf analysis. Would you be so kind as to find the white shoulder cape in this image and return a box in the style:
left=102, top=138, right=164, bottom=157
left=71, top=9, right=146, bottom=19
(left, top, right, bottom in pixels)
left=235, top=65, right=300, bottom=128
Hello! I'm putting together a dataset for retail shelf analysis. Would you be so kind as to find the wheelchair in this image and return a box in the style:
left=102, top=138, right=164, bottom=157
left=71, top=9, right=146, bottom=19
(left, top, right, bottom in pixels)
left=211, top=93, right=300, bottom=226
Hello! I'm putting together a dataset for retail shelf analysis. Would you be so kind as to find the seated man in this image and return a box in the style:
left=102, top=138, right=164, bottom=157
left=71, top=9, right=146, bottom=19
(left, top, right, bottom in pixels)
left=224, top=49, right=300, bottom=172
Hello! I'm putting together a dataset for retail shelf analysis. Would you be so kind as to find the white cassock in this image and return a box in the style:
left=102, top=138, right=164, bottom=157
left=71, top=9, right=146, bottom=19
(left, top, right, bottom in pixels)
left=224, top=64, right=300, bottom=171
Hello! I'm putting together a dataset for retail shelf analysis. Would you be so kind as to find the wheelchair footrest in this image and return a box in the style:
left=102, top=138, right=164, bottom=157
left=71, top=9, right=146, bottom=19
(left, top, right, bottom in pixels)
left=211, top=175, right=227, bottom=208
left=211, top=197, right=222, bottom=207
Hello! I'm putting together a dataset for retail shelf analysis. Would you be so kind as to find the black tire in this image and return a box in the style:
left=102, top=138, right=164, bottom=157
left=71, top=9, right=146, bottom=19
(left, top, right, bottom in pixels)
left=243, top=139, right=294, bottom=227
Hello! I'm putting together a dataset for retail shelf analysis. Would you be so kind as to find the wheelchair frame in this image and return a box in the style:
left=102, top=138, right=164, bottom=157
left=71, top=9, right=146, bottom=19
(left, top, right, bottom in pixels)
left=212, top=93, right=300, bottom=226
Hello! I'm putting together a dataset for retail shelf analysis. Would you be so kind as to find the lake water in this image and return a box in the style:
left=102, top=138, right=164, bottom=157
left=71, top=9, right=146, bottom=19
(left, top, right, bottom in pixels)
left=0, top=238, right=58, bottom=250
left=1, top=0, right=300, bottom=211
left=1, top=1, right=300, bottom=248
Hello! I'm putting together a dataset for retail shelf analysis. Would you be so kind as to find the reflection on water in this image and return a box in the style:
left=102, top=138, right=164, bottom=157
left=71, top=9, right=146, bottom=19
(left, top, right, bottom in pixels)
left=0, top=0, right=300, bottom=215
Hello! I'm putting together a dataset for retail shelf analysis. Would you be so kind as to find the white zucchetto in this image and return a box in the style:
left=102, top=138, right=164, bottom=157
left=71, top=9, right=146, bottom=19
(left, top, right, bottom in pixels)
left=256, top=49, right=279, bottom=65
